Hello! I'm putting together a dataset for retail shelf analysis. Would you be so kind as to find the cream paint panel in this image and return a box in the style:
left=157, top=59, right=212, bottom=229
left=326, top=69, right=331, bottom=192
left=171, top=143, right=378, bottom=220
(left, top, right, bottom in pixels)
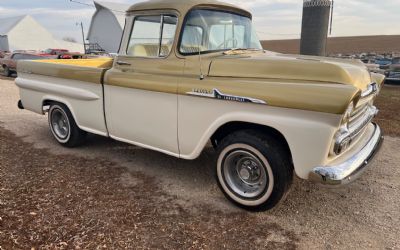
left=178, top=95, right=342, bottom=179
left=16, top=73, right=108, bottom=136
left=104, top=85, right=179, bottom=155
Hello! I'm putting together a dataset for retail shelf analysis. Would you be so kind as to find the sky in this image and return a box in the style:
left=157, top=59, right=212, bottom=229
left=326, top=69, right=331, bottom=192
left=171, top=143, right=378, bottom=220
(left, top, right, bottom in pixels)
left=0, top=0, right=399, bottom=42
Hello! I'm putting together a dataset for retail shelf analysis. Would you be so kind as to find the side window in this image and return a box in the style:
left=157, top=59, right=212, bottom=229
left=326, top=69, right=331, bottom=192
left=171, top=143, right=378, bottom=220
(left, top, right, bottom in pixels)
left=160, top=15, right=178, bottom=57
left=21, top=54, right=42, bottom=60
left=12, top=54, right=22, bottom=60
left=127, top=15, right=177, bottom=58
left=181, top=26, right=204, bottom=54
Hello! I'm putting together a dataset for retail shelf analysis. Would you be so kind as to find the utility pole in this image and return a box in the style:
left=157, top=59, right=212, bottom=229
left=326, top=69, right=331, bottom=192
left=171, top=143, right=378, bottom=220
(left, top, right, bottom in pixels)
left=77, top=22, right=86, bottom=54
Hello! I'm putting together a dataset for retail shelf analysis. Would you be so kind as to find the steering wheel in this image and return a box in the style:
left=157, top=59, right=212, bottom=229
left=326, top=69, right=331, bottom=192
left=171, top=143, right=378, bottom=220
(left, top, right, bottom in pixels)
left=217, top=38, right=238, bottom=50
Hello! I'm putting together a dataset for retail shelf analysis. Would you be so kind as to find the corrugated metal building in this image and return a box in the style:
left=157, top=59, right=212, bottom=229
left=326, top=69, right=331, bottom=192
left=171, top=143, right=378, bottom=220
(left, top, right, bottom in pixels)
left=0, top=15, right=84, bottom=53
left=87, top=1, right=130, bottom=53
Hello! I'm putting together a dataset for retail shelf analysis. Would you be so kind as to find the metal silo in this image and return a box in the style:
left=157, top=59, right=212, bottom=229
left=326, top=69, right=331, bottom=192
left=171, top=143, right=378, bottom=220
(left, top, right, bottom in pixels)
left=300, top=0, right=332, bottom=56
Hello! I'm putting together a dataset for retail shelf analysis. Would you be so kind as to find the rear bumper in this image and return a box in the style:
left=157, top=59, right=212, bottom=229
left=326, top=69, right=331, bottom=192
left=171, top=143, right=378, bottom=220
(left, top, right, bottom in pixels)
left=309, top=123, right=383, bottom=185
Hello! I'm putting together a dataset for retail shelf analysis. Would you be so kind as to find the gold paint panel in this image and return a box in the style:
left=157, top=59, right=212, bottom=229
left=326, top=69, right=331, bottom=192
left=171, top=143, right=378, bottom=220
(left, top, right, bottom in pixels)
left=17, top=59, right=113, bottom=84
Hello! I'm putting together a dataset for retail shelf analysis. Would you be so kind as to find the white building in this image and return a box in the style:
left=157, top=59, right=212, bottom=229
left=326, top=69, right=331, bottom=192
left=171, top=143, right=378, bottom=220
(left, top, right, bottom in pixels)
left=87, top=1, right=130, bottom=53
left=0, top=15, right=84, bottom=53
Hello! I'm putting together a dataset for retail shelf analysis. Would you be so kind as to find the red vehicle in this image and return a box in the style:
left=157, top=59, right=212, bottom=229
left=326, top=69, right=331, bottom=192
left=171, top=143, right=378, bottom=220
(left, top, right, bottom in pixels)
left=40, top=49, right=82, bottom=59
left=1, top=52, right=48, bottom=77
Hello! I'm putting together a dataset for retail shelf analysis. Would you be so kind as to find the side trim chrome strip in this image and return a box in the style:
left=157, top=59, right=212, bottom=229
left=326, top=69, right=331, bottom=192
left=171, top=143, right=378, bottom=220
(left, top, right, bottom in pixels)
left=186, top=88, right=267, bottom=105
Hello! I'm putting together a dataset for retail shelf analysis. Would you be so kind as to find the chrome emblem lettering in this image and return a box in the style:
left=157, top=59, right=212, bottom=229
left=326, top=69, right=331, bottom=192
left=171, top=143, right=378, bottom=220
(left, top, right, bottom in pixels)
left=187, top=88, right=266, bottom=104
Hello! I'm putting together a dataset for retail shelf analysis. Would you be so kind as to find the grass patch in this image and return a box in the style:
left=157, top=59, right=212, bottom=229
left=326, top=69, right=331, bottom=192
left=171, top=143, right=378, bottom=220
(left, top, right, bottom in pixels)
left=375, top=84, right=400, bottom=137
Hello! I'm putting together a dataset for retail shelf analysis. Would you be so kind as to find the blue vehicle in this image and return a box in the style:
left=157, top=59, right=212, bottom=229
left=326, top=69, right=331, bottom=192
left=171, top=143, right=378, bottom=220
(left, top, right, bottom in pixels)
left=386, top=58, right=400, bottom=82
left=375, top=58, right=392, bottom=69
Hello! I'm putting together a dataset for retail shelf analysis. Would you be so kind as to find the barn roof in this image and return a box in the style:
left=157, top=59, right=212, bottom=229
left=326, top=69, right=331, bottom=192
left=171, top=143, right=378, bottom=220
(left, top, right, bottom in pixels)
left=94, top=1, right=130, bottom=28
left=0, top=15, right=26, bottom=35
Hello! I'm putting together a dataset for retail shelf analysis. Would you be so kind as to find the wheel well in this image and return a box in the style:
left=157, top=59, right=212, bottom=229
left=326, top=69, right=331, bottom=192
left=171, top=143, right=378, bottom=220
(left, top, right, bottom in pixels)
left=211, top=121, right=292, bottom=162
left=42, top=99, right=55, bottom=107
left=42, top=100, right=67, bottom=114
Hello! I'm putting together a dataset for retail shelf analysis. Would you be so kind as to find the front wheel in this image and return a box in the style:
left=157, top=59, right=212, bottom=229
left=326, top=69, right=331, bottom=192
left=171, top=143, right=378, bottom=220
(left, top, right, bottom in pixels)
left=48, top=103, right=87, bottom=147
left=216, top=130, right=293, bottom=211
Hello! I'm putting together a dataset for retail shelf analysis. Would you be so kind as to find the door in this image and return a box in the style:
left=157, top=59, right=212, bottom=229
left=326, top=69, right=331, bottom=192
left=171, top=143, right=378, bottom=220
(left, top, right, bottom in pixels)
left=104, top=14, right=183, bottom=156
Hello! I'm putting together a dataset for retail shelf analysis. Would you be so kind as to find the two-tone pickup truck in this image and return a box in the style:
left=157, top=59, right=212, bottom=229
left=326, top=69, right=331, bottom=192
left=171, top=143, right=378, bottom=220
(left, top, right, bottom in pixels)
left=16, top=0, right=384, bottom=211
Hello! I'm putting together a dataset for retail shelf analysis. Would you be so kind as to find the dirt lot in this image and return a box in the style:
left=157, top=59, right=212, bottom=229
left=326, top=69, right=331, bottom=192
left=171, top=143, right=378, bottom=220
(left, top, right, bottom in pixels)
left=1, top=78, right=399, bottom=249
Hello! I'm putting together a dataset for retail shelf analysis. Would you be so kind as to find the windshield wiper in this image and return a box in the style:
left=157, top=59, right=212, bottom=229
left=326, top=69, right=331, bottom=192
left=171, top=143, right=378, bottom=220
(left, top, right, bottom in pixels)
left=223, top=48, right=264, bottom=55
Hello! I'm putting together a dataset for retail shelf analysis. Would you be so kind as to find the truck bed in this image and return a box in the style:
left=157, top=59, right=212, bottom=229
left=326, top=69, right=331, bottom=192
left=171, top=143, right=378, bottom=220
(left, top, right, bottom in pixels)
left=17, top=58, right=114, bottom=84
left=15, top=58, right=114, bottom=137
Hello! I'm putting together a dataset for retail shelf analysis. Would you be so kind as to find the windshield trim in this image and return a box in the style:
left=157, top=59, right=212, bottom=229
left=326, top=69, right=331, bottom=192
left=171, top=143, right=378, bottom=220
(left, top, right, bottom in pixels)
left=177, top=8, right=258, bottom=57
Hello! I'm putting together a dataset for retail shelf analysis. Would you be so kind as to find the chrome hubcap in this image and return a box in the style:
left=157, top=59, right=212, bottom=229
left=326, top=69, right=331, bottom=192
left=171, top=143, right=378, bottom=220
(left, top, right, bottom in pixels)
left=223, top=150, right=268, bottom=199
left=51, top=109, right=69, bottom=139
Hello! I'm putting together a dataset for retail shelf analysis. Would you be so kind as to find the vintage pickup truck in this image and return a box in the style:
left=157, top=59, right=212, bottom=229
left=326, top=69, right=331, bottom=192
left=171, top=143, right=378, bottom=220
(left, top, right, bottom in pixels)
left=15, top=0, right=384, bottom=211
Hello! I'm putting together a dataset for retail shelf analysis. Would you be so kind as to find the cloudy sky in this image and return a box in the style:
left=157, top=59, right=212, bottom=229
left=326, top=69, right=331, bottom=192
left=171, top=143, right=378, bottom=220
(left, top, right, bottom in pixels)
left=0, top=0, right=399, bottom=42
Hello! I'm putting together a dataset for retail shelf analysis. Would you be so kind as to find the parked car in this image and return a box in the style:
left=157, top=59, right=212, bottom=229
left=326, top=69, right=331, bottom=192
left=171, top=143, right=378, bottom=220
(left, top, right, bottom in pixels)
left=40, top=49, right=83, bottom=59
left=364, top=62, right=382, bottom=74
left=0, top=50, right=10, bottom=58
left=1, top=52, right=48, bottom=77
left=386, top=57, right=400, bottom=82
left=15, top=0, right=385, bottom=211
left=375, top=58, right=392, bottom=70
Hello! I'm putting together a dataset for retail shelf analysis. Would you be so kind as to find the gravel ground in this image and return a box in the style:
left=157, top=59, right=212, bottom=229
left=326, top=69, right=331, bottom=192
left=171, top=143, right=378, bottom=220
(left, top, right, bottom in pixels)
left=1, top=78, right=400, bottom=249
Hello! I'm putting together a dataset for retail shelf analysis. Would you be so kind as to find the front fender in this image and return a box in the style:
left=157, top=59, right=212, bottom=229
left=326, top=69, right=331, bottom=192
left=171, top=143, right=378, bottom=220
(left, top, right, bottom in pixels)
left=178, top=96, right=342, bottom=179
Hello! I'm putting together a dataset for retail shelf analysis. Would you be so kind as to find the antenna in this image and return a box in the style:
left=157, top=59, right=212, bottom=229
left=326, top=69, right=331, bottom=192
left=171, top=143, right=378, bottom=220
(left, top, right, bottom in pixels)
left=329, top=0, right=334, bottom=35
left=198, top=34, right=204, bottom=80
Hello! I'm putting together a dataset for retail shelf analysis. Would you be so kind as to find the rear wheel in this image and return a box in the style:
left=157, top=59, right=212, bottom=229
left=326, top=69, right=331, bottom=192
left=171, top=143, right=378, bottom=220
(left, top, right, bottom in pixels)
left=48, top=103, right=87, bottom=147
left=216, top=130, right=293, bottom=211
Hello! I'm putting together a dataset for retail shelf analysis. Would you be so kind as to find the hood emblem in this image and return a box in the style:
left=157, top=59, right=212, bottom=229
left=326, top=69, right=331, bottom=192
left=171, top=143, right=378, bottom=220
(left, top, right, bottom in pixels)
left=187, top=88, right=266, bottom=105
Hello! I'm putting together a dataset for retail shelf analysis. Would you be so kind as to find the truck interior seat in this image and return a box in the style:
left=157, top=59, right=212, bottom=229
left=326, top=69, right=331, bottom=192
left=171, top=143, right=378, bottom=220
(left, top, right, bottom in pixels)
left=127, top=44, right=171, bottom=57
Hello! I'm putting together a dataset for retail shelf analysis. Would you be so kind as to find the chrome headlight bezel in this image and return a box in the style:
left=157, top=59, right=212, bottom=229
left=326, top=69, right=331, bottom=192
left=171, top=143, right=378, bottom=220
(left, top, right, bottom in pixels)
left=332, top=101, right=355, bottom=155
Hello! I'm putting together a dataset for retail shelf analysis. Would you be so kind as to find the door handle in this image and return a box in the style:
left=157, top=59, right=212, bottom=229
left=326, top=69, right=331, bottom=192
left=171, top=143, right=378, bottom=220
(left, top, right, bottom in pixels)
left=116, top=61, right=131, bottom=66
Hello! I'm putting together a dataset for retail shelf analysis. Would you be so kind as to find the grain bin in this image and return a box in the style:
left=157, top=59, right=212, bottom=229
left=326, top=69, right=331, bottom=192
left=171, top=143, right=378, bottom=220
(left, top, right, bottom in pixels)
left=300, top=0, right=332, bottom=56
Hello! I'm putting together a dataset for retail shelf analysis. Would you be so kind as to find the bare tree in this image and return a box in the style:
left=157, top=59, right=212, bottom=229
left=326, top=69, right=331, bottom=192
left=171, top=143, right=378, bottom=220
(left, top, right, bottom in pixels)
left=63, top=37, right=77, bottom=43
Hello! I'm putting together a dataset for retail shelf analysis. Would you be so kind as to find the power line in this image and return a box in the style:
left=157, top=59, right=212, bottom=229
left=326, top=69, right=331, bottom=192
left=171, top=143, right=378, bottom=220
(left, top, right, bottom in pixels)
left=68, top=0, right=126, bottom=13
left=69, top=0, right=94, bottom=7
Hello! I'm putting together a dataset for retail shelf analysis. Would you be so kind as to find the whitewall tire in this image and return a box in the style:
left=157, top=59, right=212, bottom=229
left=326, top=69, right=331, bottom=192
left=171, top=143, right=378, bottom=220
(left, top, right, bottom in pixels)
left=48, top=103, right=87, bottom=148
left=216, top=130, right=293, bottom=211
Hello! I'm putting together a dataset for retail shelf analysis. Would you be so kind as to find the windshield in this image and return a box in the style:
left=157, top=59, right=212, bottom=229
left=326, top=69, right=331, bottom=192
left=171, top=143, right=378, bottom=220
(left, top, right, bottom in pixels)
left=393, top=58, right=400, bottom=64
left=179, top=9, right=262, bottom=55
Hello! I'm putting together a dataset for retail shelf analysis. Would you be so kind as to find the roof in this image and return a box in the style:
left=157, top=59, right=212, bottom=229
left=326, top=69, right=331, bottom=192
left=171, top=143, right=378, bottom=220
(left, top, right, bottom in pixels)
left=0, top=15, right=26, bottom=35
left=94, top=1, right=131, bottom=27
left=127, top=0, right=252, bottom=18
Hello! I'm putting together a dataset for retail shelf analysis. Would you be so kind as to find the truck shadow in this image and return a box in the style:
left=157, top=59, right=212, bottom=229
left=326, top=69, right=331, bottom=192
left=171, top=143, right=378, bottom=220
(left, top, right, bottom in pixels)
left=76, top=131, right=391, bottom=218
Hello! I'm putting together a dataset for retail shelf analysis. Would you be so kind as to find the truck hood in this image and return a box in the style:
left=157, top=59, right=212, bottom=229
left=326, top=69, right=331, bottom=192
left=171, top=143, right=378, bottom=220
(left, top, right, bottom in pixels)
left=209, top=52, right=372, bottom=91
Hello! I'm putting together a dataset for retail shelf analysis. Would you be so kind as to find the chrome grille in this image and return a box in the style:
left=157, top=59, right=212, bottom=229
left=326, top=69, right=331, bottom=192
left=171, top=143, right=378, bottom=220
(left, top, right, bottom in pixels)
left=331, top=82, right=379, bottom=156
left=349, top=83, right=379, bottom=140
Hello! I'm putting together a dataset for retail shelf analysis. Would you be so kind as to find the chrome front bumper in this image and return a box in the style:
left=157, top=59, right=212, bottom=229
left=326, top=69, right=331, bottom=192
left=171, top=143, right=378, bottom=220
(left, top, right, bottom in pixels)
left=310, top=123, right=383, bottom=185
